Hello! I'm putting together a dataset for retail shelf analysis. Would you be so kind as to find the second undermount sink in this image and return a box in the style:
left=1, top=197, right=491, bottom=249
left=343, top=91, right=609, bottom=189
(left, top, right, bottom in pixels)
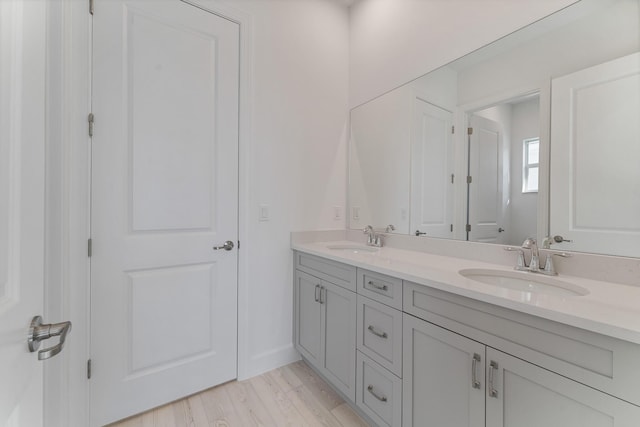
left=459, top=268, right=589, bottom=297
left=326, top=244, right=379, bottom=254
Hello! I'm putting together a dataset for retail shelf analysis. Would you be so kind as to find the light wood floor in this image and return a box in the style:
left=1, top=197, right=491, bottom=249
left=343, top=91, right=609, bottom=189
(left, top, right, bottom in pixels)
left=107, top=360, right=370, bottom=427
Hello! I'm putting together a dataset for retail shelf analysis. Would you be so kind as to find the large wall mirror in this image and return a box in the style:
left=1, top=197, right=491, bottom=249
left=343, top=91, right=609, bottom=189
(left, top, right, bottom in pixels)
left=349, top=0, right=640, bottom=257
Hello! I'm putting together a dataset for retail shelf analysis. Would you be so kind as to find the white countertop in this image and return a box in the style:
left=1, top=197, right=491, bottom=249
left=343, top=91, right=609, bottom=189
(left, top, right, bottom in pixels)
left=292, top=240, right=640, bottom=345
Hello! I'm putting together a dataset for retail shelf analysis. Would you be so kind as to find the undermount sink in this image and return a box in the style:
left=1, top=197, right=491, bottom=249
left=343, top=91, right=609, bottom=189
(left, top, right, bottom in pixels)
left=326, top=244, right=379, bottom=254
left=459, top=268, right=589, bottom=297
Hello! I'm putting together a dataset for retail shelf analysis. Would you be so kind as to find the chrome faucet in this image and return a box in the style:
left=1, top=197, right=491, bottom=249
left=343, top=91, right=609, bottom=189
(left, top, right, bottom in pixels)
left=521, top=238, right=540, bottom=272
left=505, top=237, right=572, bottom=276
left=363, top=225, right=380, bottom=247
left=363, top=225, right=395, bottom=247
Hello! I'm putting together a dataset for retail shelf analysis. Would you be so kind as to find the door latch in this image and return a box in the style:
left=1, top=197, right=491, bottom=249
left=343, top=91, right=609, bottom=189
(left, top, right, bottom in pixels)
left=28, top=316, right=72, bottom=360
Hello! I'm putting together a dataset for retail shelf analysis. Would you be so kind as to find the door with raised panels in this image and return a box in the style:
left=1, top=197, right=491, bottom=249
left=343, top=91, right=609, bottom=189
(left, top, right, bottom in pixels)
left=410, top=98, right=454, bottom=238
left=90, top=1, right=240, bottom=424
left=0, top=2, right=47, bottom=425
left=550, top=52, right=640, bottom=257
left=468, top=115, right=505, bottom=243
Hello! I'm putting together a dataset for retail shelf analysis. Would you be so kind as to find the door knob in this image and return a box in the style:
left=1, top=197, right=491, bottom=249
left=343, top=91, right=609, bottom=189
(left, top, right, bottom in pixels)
left=213, top=240, right=234, bottom=251
left=28, top=316, right=72, bottom=360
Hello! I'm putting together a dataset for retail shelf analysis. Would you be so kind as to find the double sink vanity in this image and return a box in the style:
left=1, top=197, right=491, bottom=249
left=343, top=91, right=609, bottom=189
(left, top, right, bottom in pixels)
left=291, top=231, right=640, bottom=427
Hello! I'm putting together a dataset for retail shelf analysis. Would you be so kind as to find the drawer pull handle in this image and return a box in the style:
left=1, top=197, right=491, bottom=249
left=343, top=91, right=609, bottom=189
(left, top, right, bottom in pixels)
left=367, top=385, right=387, bottom=402
left=471, top=353, right=481, bottom=389
left=367, top=280, right=388, bottom=291
left=488, top=360, right=499, bottom=398
left=367, top=325, right=388, bottom=339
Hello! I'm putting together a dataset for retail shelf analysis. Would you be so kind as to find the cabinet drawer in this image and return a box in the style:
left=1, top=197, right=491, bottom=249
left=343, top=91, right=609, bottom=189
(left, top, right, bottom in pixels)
left=295, top=252, right=356, bottom=291
left=356, top=351, right=402, bottom=427
left=357, top=295, right=402, bottom=377
left=404, top=281, right=640, bottom=406
left=357, top=268, right=402, bottom=309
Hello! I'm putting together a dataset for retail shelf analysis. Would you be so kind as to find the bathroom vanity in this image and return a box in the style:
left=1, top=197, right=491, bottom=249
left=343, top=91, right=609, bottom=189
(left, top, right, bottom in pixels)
left=292, top=238, right=640, bottom=427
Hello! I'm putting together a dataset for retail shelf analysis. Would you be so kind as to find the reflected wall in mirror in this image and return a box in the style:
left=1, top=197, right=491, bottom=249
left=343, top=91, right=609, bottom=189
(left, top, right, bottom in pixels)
left=348, top=0, right=640, bottom=257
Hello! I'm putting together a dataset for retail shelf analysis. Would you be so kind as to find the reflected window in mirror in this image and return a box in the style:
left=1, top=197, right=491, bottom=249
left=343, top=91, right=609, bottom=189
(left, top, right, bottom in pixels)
left=522, top=138, right=539, bottom=193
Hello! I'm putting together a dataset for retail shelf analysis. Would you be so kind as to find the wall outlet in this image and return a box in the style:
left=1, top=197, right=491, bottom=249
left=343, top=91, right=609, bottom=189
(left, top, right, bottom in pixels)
left=259, top=204, right=269, bottom=221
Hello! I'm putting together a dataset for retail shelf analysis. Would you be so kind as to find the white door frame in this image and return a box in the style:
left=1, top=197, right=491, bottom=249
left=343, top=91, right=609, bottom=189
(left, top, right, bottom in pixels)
left=44, top=1, right=253, bottom=425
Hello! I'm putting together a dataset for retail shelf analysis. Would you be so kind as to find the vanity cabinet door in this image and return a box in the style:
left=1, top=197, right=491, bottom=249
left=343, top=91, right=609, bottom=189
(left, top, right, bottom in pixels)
left=486, top=348, right=640, bottom=427
left=322, top=280, right=357, bottom=401
left=403, top=314, right=485, bottom=427
left=294, top=271, right=323, bottom=366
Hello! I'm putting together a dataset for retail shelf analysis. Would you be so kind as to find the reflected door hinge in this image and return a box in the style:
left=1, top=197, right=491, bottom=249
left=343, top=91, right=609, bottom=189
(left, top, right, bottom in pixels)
left=87, top=238, right=92, bottom=257
left=451, top=125, right=455, bottom=134
left=466, top=224, right=471, bottom=232
left=87, top=359, right=92, bottom=379
left=450, top=224, right=453, bottom=232
left=451, top=174, right=455, bottom=184
left=238, top=240, right=240, bottom=250
left=467, top=176, right=473, bottom=184
left=468, top=127, right=473, bottom=135
left=88, top=113, right=94, bottom=137
left=89, top=0, right=94, bottom=15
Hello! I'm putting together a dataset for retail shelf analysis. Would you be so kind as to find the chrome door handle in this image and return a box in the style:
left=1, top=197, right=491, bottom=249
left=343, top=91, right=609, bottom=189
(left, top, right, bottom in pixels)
left=28, top=316, right=72, bottom=360
left=367, top=325, right=388, bottom=339
left=314, top=284, right=320, bottom=303
left=498, top=227, right=505, bottom=233
left=213, top=240, right=234, bottom=251
left=367, top=280, right=388, bottom=291
left=367, top=385, right=388, bottom=402
left=472, top=353, right=481, bottom=389
left=488, top=360, right=499, bottom=398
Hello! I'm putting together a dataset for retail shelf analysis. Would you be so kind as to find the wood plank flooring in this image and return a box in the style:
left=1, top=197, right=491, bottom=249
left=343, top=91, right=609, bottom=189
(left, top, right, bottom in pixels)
left=107, top=360, right=370, bottom=427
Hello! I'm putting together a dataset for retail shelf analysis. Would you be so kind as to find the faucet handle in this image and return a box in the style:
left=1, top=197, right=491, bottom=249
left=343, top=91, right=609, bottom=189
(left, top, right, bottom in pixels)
left=504, top=247, right=528, bottom=270
left=542, top=252, right=572, bottom=276
left=363, top=225, right=373, bottom=234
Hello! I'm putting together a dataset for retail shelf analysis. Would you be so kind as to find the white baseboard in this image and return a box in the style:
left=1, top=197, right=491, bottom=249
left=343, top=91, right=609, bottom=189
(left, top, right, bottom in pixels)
left=239, top=344, right=301, bottom=381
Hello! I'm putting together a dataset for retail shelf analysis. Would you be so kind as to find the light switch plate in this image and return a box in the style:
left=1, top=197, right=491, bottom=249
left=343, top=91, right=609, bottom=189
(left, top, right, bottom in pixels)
left=259, top=204, right=269, bottom=221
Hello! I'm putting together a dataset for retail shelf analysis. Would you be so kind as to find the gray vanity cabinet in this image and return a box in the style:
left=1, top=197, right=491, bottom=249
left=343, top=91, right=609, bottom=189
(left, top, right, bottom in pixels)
left=486, top=348, right=640, bottom=427
left=403, top=314, right=640, bottom=427
left=402, top=314, right=485, bottom=427
left=293, top=253, right=357, bottom=401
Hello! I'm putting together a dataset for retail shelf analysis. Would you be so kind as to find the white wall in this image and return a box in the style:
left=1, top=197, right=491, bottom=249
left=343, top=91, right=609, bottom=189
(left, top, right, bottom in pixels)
left=349, top=0, right=579, bottom=108
left=212, top=0, right=350, bottom=378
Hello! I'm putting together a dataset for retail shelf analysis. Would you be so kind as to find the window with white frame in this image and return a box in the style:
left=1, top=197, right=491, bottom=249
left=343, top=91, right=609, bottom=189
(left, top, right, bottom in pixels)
left=523, top=138, right=539, bottom=193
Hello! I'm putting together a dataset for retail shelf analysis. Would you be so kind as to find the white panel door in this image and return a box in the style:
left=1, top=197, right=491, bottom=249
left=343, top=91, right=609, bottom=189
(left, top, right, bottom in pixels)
left=550, top=53, right=640, bottom=257
left=468, top=115, right=506, bottom=243
left=0, top=1, right=46, bottom=425
left=91, top=1, right=239, bottom=425
left=410, top=98, right=454, bottom=238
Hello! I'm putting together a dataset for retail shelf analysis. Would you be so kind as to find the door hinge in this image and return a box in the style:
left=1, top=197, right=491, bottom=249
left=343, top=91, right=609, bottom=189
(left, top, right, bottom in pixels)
left=237, top=240, right=240, bottom=249
left=466, top=224, right=471, bottom=232
left=450, top=224, right=453, bottom=232
left=89, top=0, right=94, bottom=15
left=451, top=174, right=455, bottom=184
left=451, top=125, right=455, bottom=134
left=87, top=359, right=92, bottom=379
left=468, top=127, right=473, bottom=135
left=467, top=175, right=473, bottom=184
left=88, top=113, right=94, bottom=137
left=87, top=238, right=92, bottom=257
